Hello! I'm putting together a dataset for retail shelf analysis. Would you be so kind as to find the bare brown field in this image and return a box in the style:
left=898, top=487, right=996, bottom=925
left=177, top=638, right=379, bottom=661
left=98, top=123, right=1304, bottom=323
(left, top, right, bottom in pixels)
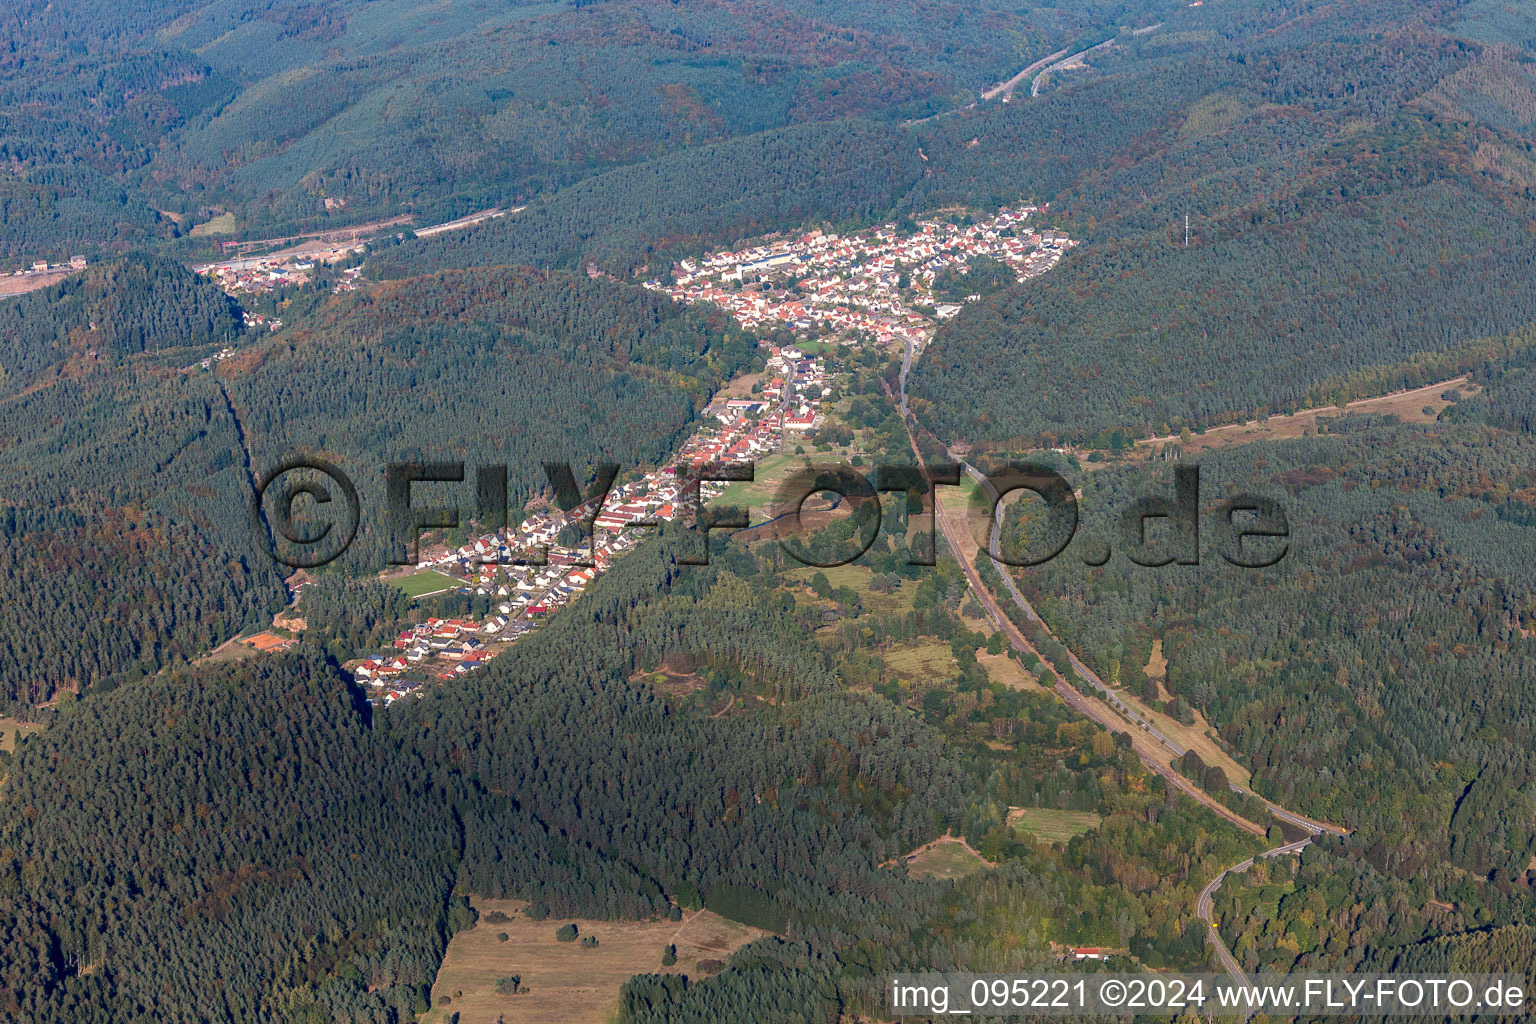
left=420, top=899, right=766, bottom=1024
left=978, top=650, right=1048, bottom=694
left=0, top=269, right=74, bottom=297
left=1139, top=377, right=1479, bottom=454
left=1143, top=639, right=1170, bottom=701
left=715, top=371, right=764, bottom=398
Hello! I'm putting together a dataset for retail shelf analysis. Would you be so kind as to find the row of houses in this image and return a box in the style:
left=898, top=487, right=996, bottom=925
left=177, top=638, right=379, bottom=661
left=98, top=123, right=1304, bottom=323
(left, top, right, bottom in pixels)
left=10, top=255, right=86, bottom=276
left=355, top=617, right=500, bottom=696
left=197, top=243, right=361, bottom=296
left=353, top=348, right=832, bottom=701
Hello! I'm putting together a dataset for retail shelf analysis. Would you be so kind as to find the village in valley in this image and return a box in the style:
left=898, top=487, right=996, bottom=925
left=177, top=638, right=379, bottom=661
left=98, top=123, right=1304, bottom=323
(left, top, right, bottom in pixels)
left=343, top=342, right=834, bottom=705
left=648, top=204, right=1074, bottom=354
left=195, top=245, right=368, bottom=298
left=244, top=204, right=1076, bottom=706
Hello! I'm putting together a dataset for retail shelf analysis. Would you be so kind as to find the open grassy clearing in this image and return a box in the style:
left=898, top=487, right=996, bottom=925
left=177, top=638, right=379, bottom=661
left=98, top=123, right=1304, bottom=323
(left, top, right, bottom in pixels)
left=882, top=640, right=957, bottom=680
left=716, top=441, right=874, bottom=526
left=0, top=718, right=43, bottom=753
left=977, top=650, right=1048, bottom=693
left=904, top=837, right=991, bottom=881
left=392, top=569, right=462, bottom=598
left=630, top=667, right=709, bottom=700
left=784, top=562, right=915, bottom=616
left=1137, top=376, right=1479, bottom=454
left=190, top=211, right=236, bottom=236
left=420, top=898, right=766, bottom=1024
left=712, top=450, right=796, bottom=517
left=937, top=478, right=987, bottom=565
left=1144, top=639, right=1170, bottom=701
left=1007, top=807, right=1101, bottom=844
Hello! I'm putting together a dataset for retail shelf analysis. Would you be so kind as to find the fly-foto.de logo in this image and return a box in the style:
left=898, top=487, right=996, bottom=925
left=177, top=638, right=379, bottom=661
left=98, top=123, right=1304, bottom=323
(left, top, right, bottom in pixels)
left=251, top=457, right=1289, bottom=571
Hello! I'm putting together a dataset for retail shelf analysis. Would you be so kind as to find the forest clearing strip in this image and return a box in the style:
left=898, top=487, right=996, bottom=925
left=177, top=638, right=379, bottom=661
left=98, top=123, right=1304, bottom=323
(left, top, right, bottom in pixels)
left=1136, top=375, right=1476, bottom=453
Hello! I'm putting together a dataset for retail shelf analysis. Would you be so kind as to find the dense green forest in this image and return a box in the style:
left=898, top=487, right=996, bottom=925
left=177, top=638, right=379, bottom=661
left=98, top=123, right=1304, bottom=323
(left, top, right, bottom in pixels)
left=0, top=362, right=284, bottom=706
left=1210, top=837, right=1536, bottom=977
left=0, top=253, right=242, bottom=390
left=226, top=265, right=757, bottom=568
left=905, top=1, right=1536, bottom=447
left=1001, top=411, right=1536, bottom=884
left=0, top=519, right=1266, bottom=1021
left=0, top=0, right=1173, bottom=258
left=392, top=119, right=926, bottom=275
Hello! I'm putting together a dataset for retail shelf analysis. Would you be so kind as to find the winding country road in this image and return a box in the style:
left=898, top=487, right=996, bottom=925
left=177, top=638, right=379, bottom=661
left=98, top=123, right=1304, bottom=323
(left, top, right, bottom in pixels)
left=928, top=475, right=1271, bottom=838
left=1029, top=37, right=1118, bottom=97
left=906, top=29, right=1142, bottom=126
left=1198, top=837, right=1313, bottom=1006
left=983, top=45, right=1073, bottom=101
left=896, top=332, right=1354, bottom=1011
left=959, top=463, right=1347, bottom=838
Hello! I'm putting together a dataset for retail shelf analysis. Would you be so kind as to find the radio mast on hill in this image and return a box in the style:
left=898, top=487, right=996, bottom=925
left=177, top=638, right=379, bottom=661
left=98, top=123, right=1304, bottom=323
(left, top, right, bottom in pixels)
left=1184, top=213, right=1189, bottom=247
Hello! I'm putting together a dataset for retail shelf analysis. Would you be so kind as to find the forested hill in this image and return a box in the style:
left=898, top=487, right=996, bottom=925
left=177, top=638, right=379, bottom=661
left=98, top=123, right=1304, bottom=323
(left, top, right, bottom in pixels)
left=1010, top=413, right=1536, bottom=880
left=390, top=119, right=926, bottom=276
left=0, top=253, right=241, bottom=392
left=225, top=266, right=758, bottom=568
left=0, top=532, right=968, bottom=1023
left=904, top=0, right=1536, bottom=448
left=0, top=0, right=1173, bottom=258
left=0, top=265, right=753, bottom=708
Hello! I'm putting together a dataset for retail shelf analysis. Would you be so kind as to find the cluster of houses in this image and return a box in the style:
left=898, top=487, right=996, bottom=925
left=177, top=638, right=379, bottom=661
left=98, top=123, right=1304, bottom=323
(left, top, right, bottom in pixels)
left=10, top=254, right=86, bottom=276
left=202, top=257, right=314, bottom=295
left=242, top=311, right=282, bottom=331
left=648, top=205, right=1076, bottom=351
left=196, top=242, right=363, bottom=296
left=704, top=345, right=831, bottom=436
left=347, top=344, right=834, bottom=704
left=353, top=616, right=503, bottom=700
left=333, top=265, right=365, bottom=292
left=181, top=346, right=238, bottom=373
left=284, top=205, right=1077, bottom=707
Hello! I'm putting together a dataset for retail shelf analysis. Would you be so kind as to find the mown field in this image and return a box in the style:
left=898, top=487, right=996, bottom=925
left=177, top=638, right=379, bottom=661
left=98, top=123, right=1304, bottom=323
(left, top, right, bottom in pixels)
left=420, top=898, right=766, bottom=1024
left=1008, top=807, right=1102, bottom=844
left=904, top=837, right=991, bottom=881
left=392, top=570, right=462, bottom=598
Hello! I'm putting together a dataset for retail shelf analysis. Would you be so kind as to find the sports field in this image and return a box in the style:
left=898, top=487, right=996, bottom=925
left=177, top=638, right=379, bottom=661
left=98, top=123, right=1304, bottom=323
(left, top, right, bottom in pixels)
left=392, top=570, right=461, bottom=598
